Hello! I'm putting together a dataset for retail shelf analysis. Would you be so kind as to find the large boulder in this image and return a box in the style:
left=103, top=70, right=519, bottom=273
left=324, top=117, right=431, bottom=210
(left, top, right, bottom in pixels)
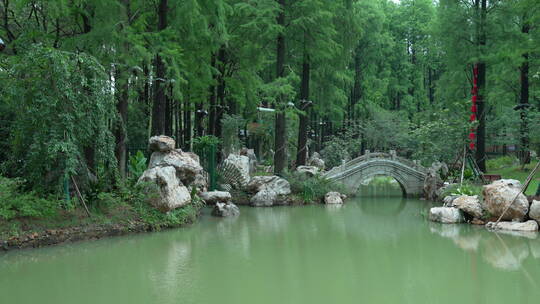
left=451, top=195, right=484, bottom=218
left=138, top=166, right=191, bottom=212
left=308, top=152, right=325, bottom=171
left=486, top=220, right=539, bottom=232
left=443, top=195, right=459, bottom=207
left=482, top=179, right=528, bottom=221
left=436, top=183, right=457, bottom=202
left=296, top=165, right=319, bottom=177
left=149, top=149, right=204, bottom=185
left=529, top=200, right=540, bottom=223
left=246, top=176, right=291, bottom=196
left=212, top=202, right=240, bottom=217
left=149, top=135, right=176, bottom=152
left=324, top=192, right=346, bottom=204
left=240, top=148, right=258, bottom=174
left=423, top=168, right=443, bottom=201
left=200, top=191, right=232, bottom=205
left=247, top=175, right=291, bottom=207
left=250, top=189, right=280, bottom=207
left=429, top=207, right=464, bottom=224
left=220, top=154, right=251, bottom=188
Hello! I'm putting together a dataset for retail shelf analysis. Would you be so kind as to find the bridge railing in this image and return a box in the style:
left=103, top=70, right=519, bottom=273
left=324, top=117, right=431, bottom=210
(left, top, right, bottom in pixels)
left=323, top=151, right=427, bottom=178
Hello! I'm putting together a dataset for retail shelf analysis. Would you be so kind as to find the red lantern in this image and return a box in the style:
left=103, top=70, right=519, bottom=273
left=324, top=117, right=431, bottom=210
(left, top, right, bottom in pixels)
left=471, top=104, right=477, bottom=113
left=470, top=114, right=477, bottom=121
left=470, top=142, right=475, bottom=150
left=469, top=132, right=476, bottom=140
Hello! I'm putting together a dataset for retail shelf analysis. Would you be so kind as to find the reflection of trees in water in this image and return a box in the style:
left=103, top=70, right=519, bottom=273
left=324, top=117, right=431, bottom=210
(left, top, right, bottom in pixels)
left=357, top=176, right=404, bottom=198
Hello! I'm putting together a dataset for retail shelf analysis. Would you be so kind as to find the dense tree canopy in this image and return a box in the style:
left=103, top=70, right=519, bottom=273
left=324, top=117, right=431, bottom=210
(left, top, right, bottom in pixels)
left=1, top=0, right=539, bottom=192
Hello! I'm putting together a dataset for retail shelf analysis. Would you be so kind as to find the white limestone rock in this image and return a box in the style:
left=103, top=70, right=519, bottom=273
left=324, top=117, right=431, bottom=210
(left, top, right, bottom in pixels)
left=324, top=192, right=346, bottom=205
left=250, top=189, right=279, bottom=207
left=429, top=207, right=464, bottom=224
left=200, top=191, right=232, bottom=205
left=296, top=165, right=319, bottom=177
left=482, top=179, right=528, bottom=221
left=308, top=152, right=325, bottom=171
left=212, top=202, right=240, bottom=217
left=529, top=200, right=540, bottom=223
left=148, top=135, right=176, bottom=152
left=486, top=220, right=539, bottom=232
left=246, top=176, right=291, bottom=196
left=138, top=166, right=191, bottom=212
left=149, top=149, right=204, bottom=185
left=222, top=154, right=251, bottom=186
left=451, top=195, right=484, bottom=218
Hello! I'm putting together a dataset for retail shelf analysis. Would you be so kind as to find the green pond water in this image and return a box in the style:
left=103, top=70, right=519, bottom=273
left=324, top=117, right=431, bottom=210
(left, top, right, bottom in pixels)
left=2, top=186, right=540, bottom=304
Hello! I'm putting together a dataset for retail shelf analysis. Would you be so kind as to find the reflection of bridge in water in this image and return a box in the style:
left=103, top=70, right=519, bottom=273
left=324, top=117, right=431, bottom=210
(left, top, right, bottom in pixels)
left=323, top=151, right=427, bottom=197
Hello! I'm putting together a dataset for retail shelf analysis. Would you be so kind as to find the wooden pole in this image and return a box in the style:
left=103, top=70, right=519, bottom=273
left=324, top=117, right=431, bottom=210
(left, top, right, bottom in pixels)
left=460, top=145, right=467, bottom=185
left=70, top=176, right=91, bottom=217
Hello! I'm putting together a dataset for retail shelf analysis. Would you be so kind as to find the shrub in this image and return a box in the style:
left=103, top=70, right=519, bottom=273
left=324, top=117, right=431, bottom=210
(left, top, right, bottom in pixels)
left=486, top=156, right=519, bottom=170
left=286, top=171, right=347, bottom=203
left=128, top=151, right=148, bottom=181
left=440, top=182, right=482, bottom=197
left=0, top=176, right=60, bottom=220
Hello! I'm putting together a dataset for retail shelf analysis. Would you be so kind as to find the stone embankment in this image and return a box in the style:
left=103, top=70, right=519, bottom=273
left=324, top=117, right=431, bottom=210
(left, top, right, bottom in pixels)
left=430, top=179, right=540, bottom=234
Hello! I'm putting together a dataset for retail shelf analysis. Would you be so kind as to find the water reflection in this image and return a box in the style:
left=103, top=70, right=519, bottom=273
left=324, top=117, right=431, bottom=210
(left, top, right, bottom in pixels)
left=2, top=196, right=540, bottom=304
left=430, top=221, right=540, bottom=272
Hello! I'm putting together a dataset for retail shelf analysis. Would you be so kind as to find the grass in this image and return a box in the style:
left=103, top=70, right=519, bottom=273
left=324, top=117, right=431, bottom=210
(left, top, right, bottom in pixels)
left=0, top=181, right=204, bottom=241
left=487, top=159, right=539, bottom=196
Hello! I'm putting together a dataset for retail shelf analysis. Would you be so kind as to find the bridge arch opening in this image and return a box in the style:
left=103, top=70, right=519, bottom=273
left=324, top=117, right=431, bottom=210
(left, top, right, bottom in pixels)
left=355, top=175, right=407, bottom=198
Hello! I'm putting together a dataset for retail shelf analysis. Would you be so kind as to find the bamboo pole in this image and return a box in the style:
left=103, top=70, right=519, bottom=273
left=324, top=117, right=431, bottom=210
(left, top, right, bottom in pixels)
left=70, top=176, right=91, bottom=217
left=460, top=145, right=467, bottom=185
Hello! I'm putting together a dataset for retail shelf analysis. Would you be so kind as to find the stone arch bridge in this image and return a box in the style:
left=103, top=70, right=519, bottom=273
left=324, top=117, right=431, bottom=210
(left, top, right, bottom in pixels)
left=323, top=151, right=427, bottom=197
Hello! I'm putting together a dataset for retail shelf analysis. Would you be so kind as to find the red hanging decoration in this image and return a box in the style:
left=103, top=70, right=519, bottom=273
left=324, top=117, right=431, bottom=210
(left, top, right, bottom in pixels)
left=468, top=64, right=479, bottom=151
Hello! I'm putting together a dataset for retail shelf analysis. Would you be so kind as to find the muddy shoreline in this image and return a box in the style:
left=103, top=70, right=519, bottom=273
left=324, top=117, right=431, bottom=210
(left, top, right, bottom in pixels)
left=0, top=218, right=196, bottom=252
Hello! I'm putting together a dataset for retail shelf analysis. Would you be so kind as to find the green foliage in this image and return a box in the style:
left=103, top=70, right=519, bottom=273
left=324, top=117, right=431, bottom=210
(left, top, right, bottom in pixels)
left=192, top=135, right=221, bottom=151
left=128, top=151, right=148, bottom=181
left=321, top=137, right=351, bottom=169
left=486, top=156, right=519, bottom=171
left=440, top=182, right=482, bottom=198
left=0, top=176, right=60, bottom=220
left=221, top=114, right=245, bottom=156
left=0, top=45, right=116, bottom=192
left=450, top=183, right=482, bottom=197
left=286, top=171, right=347, bottom=203
left=130, top=184, right=204, bottom=230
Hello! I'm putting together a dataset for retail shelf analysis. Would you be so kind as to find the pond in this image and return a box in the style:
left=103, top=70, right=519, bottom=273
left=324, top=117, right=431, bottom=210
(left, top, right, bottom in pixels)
left=1, top=191, right=540, bottom=304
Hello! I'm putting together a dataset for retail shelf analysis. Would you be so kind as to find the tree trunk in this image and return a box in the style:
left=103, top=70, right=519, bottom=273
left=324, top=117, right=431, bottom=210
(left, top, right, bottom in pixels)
left=208, top=54, right=218, bottom=136
left=115, top=79, right=128, bottom=178
left=274, top=0, right=287, bottom=175
left=151, top=0, right=168, bottom=136
left=184, top=93, right=192, bottom=150
left=519, top=20, right=530, bottom=163
left=195, top=102, right=204, bottom=137
left=475, top=0, right=487, bottom=172
left=216, top=46, right=227, bottom=143
left=296, top=47, right=310, bottom=167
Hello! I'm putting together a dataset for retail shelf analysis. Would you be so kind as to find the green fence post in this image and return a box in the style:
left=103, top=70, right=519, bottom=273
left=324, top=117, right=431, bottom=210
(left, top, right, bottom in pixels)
left=209, top=144, right=217, bottom=191
left=64, top=174, right=70, bottom=203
